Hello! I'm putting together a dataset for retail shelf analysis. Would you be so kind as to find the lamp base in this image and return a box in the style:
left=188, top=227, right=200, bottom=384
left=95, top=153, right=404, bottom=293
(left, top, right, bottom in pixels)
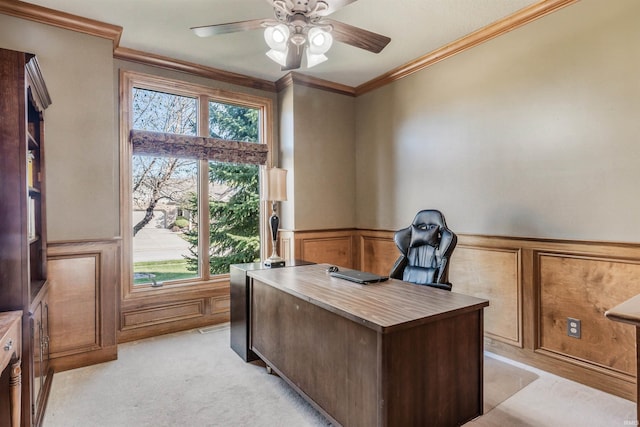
left=264, top=258, right=286, bottom=268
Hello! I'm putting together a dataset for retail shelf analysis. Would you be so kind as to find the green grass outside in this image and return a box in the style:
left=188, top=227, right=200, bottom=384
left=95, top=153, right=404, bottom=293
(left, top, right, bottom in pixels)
left=133, top=259, right=196, bottom=285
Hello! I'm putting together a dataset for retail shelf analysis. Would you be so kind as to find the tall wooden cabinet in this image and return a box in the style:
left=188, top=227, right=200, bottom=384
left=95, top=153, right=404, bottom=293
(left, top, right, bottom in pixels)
left=0, top=48, right=52, bottom=427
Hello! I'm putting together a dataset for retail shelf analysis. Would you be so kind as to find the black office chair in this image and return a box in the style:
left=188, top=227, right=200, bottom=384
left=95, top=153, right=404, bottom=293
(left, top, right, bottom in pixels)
left=389, top=210, right=457, bottom=291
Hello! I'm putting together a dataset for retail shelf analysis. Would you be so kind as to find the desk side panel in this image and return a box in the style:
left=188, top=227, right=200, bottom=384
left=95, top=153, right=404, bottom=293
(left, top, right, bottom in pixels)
left=384, top=309, right=484, bottom=426
left=229, top=265, right=258, bottom=362
left=251, top=280, right=379, bottom=427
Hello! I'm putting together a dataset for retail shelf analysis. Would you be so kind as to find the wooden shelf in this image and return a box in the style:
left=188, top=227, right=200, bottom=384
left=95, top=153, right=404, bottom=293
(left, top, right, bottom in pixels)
left=29, top=280, right=47, bottom=304
left=27, top=130, right=39, bottom=149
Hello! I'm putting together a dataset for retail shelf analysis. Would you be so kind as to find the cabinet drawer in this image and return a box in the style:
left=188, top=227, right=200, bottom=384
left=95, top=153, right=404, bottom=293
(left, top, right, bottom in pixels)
left=0, top=316, right=21, bottom=370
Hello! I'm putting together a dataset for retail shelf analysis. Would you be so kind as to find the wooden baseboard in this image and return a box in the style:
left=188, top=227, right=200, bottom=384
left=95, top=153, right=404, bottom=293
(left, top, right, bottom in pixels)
left=49, top=346, right=117, bottom=373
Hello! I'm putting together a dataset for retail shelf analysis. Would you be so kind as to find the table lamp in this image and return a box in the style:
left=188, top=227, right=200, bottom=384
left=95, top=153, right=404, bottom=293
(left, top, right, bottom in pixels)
left=263, top=167, right=287, bottom=268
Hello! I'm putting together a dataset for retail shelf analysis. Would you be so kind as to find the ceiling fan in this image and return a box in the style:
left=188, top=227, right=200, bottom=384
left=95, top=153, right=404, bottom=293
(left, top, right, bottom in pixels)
left=191, top=0, right=391, bottom=71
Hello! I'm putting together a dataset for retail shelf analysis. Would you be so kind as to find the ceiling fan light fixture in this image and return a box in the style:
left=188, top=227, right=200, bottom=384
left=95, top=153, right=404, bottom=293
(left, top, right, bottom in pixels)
left=290, top=32, right=306, bottom=46
left=264, top=24, right=290, bottom=51
left=306, top=51, right=328, bottom=68
left=307, top=27, right=332, bottom=55
left=266, top=48, right=289, bottom=67
left=191, top=0, right=390, bottom=72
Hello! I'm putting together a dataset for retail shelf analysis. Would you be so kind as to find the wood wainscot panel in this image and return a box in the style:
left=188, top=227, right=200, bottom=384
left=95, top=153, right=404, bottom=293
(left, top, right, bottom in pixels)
left=450, top=245, right=522, bottom=346
left=210, top=296, right=230, bottom=314
left=119, top=284, right=231, bottom=343
left=48, top=256, right=99, bottom=354
left=537, top=252, right=640, bottom=379
left=291, top=230, right=356, bottom=268
left=357, top=230, right=398, bottom=276
left=122, top=300, right=205, bottom=330
left=47, top=240, right=120, bottom=371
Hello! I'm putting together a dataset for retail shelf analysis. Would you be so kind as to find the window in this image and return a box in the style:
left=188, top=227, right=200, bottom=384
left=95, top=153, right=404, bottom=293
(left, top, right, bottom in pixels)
left=121, top=71, right=273, bottom=294
left=131, top=89, right=200, bottom=285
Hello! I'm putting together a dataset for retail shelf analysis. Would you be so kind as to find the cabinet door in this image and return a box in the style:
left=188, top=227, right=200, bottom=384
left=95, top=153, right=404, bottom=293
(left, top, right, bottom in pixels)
left=31, top=296, right=51, bottom=412
left=31, top=302, right=43, bottom=404
left=41, top=298, right=50, bottom=395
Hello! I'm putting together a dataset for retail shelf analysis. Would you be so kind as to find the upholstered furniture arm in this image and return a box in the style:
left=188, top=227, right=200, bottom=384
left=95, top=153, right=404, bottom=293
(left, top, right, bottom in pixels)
left=389, top=256, right=408, bottom=280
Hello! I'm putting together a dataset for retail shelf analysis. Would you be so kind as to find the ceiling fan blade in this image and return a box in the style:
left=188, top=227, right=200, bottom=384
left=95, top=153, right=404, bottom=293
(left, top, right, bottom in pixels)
left=325, top=19, right=390, bottom=53
left=281, top=43, right=303, bottom=71
left=191, top=19, right=273, bottom=37
left=316, top=0, right=359, bottom=16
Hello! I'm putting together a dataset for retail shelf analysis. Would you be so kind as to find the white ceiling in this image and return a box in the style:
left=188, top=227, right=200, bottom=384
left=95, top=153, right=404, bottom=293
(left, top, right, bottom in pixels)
left=26, top=0, right=540, bottom=87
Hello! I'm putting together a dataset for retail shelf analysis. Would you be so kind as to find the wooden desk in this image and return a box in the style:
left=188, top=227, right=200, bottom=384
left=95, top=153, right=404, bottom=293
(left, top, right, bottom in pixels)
left=1, top=311, right=22, bottom=427
left=605, top=294, right=640, bottom=422
left=249, top=264, right=489, bottom=427
left=230, top=260, right=314, bottom=362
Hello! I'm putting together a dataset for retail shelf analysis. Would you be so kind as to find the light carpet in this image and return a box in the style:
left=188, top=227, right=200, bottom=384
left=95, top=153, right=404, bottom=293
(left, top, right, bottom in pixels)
left=483, top=355, right=538, bottom=413
left=43, top=325, right=634, bottom=426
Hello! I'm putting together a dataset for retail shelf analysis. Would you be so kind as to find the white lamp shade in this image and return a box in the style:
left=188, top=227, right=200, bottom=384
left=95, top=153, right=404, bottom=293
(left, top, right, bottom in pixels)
left=264, top=24, right=290, bottom=51
left=263, top=168, right=287, bottom=202
left=307, top=27, right=333, bottom=55
left=306, top=52, right=328, bottom=68
left=266, top=49, right=288, bottom=66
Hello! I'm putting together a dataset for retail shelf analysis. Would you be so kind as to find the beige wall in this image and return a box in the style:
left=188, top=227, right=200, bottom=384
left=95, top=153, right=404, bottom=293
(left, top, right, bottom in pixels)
left=355, top=0, right=640, bottom=242
left=0, top=14, right=118, bottom=241
left=289, top=85, right=356, bottom=230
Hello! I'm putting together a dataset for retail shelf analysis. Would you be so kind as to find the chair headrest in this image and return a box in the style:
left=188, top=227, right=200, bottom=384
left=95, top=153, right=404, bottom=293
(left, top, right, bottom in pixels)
left=412, top=209, right=447, bottom=228
left=410, top=224, right=440, bottom=247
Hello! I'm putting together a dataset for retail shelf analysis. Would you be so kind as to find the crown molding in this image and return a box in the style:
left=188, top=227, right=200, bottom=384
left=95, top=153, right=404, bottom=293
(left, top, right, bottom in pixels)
left=114, top=47, right=277, bottom=93
left=355, top=0, right=578, bottom=96
left=276, top=72, right=356, bottom=97
left=0, top=0, right=274, bottom=92
left=0, top=0, right=122, bottom=46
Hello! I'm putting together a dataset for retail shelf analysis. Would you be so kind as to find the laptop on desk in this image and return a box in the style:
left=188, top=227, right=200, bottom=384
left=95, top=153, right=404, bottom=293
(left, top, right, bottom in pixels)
left=330, top=268, right=388, bottom=284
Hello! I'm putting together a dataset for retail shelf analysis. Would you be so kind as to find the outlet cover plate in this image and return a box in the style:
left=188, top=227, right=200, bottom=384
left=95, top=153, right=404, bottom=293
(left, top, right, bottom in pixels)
left=568, top=317, right=581, bottom=338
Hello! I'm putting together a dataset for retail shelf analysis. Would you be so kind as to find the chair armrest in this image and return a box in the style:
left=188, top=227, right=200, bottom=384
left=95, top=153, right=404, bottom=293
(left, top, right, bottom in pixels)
left=389, top=256, right=407, bottom=280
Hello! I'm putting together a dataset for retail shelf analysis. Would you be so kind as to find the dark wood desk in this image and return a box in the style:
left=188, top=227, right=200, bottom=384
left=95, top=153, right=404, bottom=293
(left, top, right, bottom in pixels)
left=605, top=294, right=640, bottom=423
left=230, top=260, right=314, bottom=362
left=249, top=264, right=489, bottom=427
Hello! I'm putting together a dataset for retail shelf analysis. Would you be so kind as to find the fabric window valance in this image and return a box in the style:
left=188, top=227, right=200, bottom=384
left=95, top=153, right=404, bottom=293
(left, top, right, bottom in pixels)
left=130, top=129, right=268, bottom=165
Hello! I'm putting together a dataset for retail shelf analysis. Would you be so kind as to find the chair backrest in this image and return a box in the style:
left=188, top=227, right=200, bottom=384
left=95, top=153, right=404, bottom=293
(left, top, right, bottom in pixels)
left=391, top=210, right=457, bottom=290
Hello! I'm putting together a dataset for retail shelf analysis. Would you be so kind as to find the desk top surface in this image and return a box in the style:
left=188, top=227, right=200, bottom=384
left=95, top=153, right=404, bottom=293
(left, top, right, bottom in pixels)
left=0, top=311, right=22, bottom=335
left=606, top=294, right=640, bottom=327
left=249, top=264, right=489, bottom=333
